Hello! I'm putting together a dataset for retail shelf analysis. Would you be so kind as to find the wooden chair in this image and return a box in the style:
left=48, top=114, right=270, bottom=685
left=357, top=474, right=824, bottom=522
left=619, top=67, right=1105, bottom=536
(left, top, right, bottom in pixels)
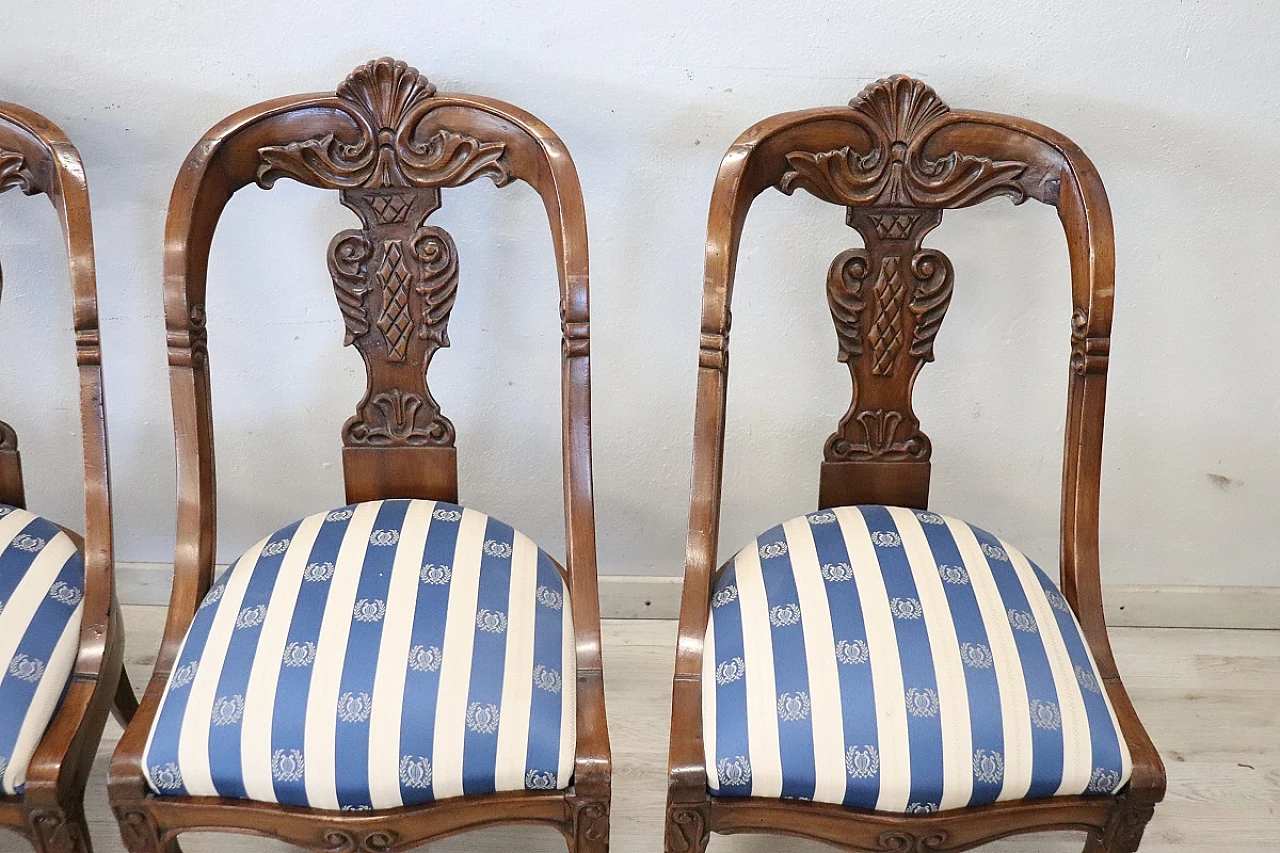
left=665, top=76, right=1164, bottom=853
left=0, top=102, right=136, bottom=852
left=107, top=57, right=609, bottom=853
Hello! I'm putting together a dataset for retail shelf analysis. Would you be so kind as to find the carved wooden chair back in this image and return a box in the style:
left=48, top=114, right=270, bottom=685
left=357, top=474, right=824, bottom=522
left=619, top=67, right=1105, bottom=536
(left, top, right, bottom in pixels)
left=108, top=58, right=609, bottom=853
left=667, top=76, right=1163, bottom=853
left=0, top=101, right=134, bottom=853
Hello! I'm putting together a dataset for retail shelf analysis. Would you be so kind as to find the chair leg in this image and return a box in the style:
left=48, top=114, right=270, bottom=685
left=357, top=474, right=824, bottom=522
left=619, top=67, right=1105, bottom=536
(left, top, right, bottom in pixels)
left=111, top=663, right=139, bottom=728
left=27, top=807, right=91, bottom=853
left=664, top=803, right=711, bottom=853
left=567, top=801, right=609, bottom=853
left=1083, top=799, right=1156, bottom=853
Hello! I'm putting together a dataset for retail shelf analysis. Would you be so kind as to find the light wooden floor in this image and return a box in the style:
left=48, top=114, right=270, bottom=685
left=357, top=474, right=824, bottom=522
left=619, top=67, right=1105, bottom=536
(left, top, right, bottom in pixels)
left=40, top=608, right=1280, bottom=852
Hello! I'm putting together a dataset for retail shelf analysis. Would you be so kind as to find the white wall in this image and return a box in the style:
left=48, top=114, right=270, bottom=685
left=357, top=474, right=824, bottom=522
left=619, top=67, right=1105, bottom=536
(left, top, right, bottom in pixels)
left=0, top=0, right=1274, bottom=586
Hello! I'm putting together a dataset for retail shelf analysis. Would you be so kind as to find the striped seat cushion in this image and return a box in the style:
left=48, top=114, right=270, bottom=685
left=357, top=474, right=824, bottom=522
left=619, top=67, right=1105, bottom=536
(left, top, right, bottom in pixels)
left=143, top=499, right=575, bottom=809
left=703, top=504, right=1131, bottom=813
left=0, top=505, right=85, bottom=795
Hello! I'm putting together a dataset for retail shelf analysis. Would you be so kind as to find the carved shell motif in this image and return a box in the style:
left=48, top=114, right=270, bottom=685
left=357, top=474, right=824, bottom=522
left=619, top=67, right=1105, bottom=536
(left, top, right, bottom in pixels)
left=257, top=57, right=512, bottom=190
left=778, top=75, right=1029, bottom=208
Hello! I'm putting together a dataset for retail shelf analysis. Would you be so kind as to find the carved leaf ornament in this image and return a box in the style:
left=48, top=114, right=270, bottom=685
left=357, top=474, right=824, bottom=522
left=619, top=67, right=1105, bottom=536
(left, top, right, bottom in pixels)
left=257, top=58, right=510, bottom=191
left=778, top=75, right=1028, bottom=208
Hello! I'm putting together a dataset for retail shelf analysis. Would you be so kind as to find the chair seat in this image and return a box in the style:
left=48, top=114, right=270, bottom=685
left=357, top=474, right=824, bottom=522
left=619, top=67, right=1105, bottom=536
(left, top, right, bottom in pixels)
left=143, top=499, right=575, bottom=810
left=703, top=504, right=1131, bottom=813
left=0, top=505, right=85, bottom=795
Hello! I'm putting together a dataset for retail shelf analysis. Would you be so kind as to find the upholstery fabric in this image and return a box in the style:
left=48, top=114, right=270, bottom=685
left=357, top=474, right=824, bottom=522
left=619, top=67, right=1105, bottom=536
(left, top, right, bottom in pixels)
left=704, top=504, right=1131, bottom=813
left=0, top=505, right=85, bottom=795
left=143, top=499, right=575, bottom=809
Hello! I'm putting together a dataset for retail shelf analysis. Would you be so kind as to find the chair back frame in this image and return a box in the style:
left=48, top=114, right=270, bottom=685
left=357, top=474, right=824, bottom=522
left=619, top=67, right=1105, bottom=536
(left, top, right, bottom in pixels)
left=107, top=58, right=609, bottom=853
left=0, top=101, right=132, bottom=853
left=666, top=76, right=1164, bottom=853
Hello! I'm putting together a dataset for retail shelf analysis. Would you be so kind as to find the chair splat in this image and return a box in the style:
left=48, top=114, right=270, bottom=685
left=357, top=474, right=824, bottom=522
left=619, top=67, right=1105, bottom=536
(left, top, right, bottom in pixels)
left=253, top=58, right=518, bottom=503
left=773, top=76, right=1035, bottom=509
left=819, top=206, right=951, bottom=508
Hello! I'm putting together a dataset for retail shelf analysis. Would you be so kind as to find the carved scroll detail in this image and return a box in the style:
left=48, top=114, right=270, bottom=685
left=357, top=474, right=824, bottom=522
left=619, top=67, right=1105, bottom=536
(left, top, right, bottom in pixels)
left=29, top=808, right=86, bottom=852
left=1107, top=802, right=1155, bottom=851
left=256, top=57, right=511, bottom=191
left=114, top=807, right=161, bottom=853
left=329, top=232, right=374, bottom=345
left=414, top=227, right=460, bottom=347
left=572, top=800, right=610, bottom=845
left=665, top=804, right=711, bottom=853
left=1086, top=797, right=1154, bottom=853
left=825, top=208, right=952, bottom=463
left=777, top=75, right=1029, bottom=209
left=875, top=828, right=950, bottom=851
left=828, top=252, right=867, bottom=362
left=321, top=828, right=399, bottom=853
left=909, top=250, right=953, bottom=361
left=0, top=147, right=37, bottom=196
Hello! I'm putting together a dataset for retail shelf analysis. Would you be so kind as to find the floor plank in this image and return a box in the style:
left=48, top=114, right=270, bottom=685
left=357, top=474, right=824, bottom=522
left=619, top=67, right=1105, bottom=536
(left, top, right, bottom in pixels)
left=12, top=611, right=1278, bottom=852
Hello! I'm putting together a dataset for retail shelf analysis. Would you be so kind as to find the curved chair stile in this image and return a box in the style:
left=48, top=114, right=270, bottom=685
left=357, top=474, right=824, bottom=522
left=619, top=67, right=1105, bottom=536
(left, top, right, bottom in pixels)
left=107, top=58, right=608, bottom=853
left=667, top=76, right=1163, bottom=853
left=0, top=101, right=135, bottom=853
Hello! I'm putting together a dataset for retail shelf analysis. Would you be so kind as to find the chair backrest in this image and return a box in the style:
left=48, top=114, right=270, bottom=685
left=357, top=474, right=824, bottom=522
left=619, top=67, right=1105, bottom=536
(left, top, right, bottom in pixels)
left=162, top=57, right=598, bottom=631
left=686, top=75, right=1116, bottom=656
left=0, top=101, right=112, bottom=571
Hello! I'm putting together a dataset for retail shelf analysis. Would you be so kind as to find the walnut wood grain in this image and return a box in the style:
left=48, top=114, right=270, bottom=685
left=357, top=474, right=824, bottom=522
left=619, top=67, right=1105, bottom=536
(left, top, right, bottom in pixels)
left=667, top=74, right=1164, bottom=853
left=0, top=102, right=134, bottom=853
left=106, top=57, right=609, bottom=853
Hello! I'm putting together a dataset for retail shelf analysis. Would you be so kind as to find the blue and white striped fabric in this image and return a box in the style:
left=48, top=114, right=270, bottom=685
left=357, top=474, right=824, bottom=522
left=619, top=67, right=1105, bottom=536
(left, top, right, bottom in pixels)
left=142, top=499, right=575, bottom=809
left=704, top=505, right=1131, bottom=813
left=0, top=505, right=85, bottom=795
